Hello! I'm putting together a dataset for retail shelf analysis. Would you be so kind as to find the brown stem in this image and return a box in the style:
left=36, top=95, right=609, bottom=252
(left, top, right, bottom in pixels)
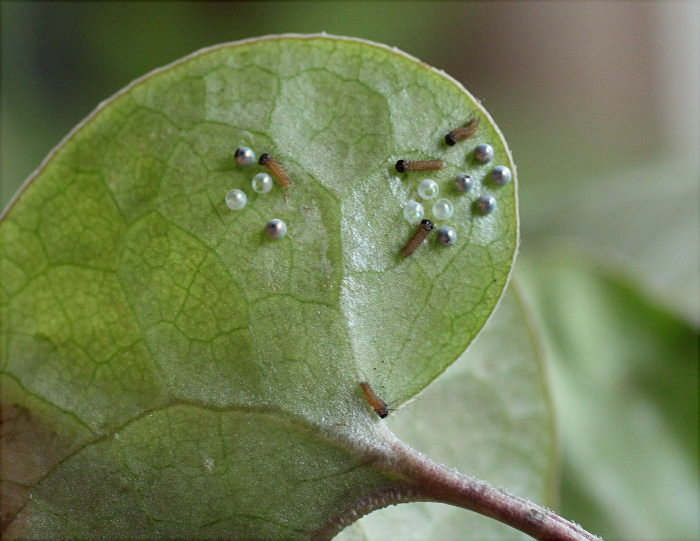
left=314, top=428, right=602, bottom=541
left=385, top=435, right=602, bottom=541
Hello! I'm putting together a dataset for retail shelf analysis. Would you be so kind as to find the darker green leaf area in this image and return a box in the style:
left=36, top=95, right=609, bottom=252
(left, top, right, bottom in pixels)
left=1, top=35, right=518, bottom=538
left=13, top=406, right=393, bottom=539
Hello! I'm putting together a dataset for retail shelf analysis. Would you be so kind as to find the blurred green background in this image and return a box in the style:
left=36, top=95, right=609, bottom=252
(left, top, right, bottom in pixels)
left=2, top=2, right=698, bottom=540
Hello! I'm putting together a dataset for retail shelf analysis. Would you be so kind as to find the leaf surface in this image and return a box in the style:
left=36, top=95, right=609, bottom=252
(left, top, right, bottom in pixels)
left=1, top=35, right=520, bottom=538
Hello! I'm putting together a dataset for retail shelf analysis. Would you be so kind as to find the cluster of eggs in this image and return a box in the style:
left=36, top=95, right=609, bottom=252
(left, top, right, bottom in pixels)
left=398, top=125, right=512, bottom=253
left=225, top=117, right=512, bottom=254
left=225, top=146, right=287, bottom=239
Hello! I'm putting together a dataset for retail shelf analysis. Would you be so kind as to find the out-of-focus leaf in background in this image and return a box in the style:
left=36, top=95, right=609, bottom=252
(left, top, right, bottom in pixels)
left=522, top=159, right=699, bottom=325
left=518, top=251, right=699, bottom=540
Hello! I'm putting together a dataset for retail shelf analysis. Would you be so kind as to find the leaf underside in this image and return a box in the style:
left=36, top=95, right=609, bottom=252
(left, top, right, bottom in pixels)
left=1, top=35, right=519, bottom=538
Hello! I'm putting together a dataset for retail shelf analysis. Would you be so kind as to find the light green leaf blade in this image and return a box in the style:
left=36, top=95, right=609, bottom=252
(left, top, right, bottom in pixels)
left=1, top=35, right=519, bottom=538
left=517, top=250, right=699, bottom=540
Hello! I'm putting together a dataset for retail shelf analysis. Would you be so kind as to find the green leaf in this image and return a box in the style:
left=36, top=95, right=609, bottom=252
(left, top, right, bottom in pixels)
left=340, top=284, right=557, bottom=540
left=1, top=35, right=518, bottom=538
left=520, top=158, right=700, bottom=324
left=517, top=250, right=699, bottom=540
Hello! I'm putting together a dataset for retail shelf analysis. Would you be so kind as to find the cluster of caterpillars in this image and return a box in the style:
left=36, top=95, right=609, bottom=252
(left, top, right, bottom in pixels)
left=398, top=118, right=479, bottom=257
left=361, top=118, right=504, bottom=419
